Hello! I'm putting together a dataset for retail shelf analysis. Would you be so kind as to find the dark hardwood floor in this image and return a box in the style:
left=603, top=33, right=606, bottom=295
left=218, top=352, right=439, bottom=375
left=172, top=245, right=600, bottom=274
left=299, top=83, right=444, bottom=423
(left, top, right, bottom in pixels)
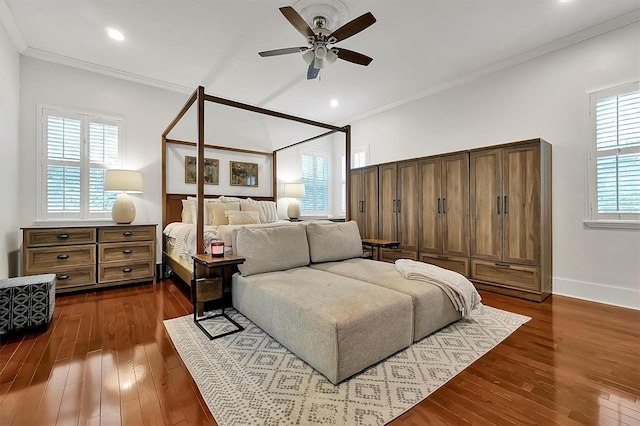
left=0, top=279, right=638, bottom=425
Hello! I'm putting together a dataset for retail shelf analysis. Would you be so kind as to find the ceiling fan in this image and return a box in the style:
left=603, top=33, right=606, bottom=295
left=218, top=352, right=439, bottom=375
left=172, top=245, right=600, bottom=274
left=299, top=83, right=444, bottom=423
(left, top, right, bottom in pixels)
left=258, top=6, right=376, bottom=80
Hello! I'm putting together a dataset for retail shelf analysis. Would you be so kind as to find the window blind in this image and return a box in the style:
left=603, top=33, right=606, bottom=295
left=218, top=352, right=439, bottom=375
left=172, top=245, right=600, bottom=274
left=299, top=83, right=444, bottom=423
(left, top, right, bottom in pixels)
left=594, top=87, right=640, bottom=215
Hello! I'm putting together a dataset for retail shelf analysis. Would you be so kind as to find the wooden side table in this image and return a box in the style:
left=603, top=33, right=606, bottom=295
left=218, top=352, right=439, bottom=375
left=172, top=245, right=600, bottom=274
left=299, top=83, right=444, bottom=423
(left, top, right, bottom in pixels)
left=361, top=239, right=400, bottom=261
left=191, top=253, right=245, bottom=340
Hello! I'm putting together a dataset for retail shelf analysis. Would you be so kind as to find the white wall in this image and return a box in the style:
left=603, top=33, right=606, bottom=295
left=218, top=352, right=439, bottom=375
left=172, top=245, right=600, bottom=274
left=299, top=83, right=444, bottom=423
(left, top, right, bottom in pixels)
left=351, top=23, right=640, bottom=309
left=0, top=19, right=20, bottom=278
left=18, top=56, right=190, bottom=261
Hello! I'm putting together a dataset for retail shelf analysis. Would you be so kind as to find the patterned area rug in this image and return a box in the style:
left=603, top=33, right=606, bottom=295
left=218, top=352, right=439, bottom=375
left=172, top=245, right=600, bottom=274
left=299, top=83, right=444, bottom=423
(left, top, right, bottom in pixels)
left=164, top=306, right=530, bottom=426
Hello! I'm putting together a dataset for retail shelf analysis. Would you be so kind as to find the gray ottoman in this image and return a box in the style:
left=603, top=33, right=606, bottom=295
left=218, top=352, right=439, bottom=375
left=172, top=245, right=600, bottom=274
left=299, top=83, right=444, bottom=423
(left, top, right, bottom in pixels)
left=0, top=274, right=56, bottom=333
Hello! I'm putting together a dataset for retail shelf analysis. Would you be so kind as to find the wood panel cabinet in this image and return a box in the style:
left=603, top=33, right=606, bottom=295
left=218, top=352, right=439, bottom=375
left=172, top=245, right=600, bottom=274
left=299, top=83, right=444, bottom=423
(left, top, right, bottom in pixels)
left=349, top=166, right=378, bottom=239
left=23, top=224, right=157, bottom=294
left=419, top=153, right=470, bottom=276
left=470, top=140, right=551, bottom=301
left=378, top=161, right=419, bottom=262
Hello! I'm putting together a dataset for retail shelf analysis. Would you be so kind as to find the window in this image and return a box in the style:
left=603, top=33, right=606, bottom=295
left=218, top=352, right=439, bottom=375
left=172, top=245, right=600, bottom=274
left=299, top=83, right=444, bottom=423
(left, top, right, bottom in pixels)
left=587, top=83, right=640, bottom=226
left=352, top=147, right=368, bottom=168
left=39, top=107, right=124, bottom=220
left=301, top=151, right=329, bottom=215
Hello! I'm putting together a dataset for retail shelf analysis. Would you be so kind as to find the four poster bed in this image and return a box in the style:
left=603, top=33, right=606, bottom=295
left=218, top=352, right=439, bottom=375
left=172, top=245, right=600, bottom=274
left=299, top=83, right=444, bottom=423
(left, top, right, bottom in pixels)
left=160, top=86, right=352, bottom=285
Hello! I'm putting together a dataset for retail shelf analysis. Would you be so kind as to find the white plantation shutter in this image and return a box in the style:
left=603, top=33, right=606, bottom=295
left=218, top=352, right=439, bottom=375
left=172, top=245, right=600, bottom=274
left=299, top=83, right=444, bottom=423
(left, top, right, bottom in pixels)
left=591, top=84, right=640, bottom=220
left=352, top=150, right=367, bottom=168
left=40, top=108, right=124, bottom=219
left=301, top=151, right=330, bottom=215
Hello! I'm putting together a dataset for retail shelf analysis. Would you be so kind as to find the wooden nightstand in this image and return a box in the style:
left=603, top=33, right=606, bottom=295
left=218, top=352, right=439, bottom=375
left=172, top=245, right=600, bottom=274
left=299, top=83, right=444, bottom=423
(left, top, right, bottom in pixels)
left=191, top=253, right=245, bottom=340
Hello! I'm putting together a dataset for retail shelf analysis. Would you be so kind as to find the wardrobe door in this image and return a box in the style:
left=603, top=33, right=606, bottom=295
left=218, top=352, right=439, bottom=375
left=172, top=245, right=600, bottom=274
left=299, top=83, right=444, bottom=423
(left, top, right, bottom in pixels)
left=378, top=164, right=397, bottom=241
left=419, top=158, right=442, bottom=254
left=442, top=153, right=470, bottom=257
left=397, top=161, right=419, bottom=253
left=503, top=144, right=541, bottom=265
left=362, top=166, right=379, bottom=240
left=349, top=169, right=364, bottom=238
left=470, top=149, right=503, bottom=261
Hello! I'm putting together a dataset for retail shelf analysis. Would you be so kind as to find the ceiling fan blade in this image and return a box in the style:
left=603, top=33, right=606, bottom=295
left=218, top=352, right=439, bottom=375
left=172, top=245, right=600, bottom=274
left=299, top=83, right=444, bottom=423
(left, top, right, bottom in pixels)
left=307, top=59, right=320, bottom=80
left=280, top=6, right=315, bottom=38
left=329, top=12, right=376, bottom=43
left=336, top=48, right=373, bottom=66
left=259, top=47, right=307, bottom=57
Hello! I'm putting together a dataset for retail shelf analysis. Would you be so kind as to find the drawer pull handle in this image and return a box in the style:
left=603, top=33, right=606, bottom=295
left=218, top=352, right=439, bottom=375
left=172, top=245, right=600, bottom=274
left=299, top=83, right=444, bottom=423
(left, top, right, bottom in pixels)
left=123, top=249, right=133, bottom=254
left=495, top=262, right=511, bottom=268
left=57, top=234, right=70, bottom=239
left=122, top=268, right=132, bottom=273
left=437, top=255, right=449, bottom=259
left=57, top=275, right=69, bottom=280
left=123, top=231, right=133, bottom=237
left=57, top=254, right=69, bottom=259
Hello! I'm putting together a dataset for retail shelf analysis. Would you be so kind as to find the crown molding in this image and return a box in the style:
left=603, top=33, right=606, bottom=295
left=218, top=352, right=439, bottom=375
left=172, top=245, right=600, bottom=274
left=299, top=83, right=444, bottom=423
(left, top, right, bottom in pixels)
left=0, top=0, right=26, bottom=52
left=342, top=10, right=640, bottom=126
left=21, top=47, right=194, bottom=94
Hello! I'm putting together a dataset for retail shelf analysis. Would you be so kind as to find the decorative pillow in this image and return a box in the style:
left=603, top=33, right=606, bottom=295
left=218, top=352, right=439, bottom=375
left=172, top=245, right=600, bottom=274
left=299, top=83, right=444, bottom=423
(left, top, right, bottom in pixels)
left=181, top=199, right=193, bottom=223
left=187, top=197, right=220, bottom=225
left=235, top=225, right=310, bottom=276
left=240, top=203, right=266, bottom=223
left=227, top=210, right=260, bottom=225
left=257, top=200, right=278, bottom=223
left=305, top=221, right=363, bottom=263
left=207, top=201, right=240, bottom=226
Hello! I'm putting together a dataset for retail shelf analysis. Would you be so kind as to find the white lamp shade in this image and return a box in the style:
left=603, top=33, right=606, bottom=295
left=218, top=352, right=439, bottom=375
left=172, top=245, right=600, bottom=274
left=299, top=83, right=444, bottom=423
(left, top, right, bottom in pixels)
left=284, top=183, right=305, bottom=198
left=104, top=169, right=143, bottom=193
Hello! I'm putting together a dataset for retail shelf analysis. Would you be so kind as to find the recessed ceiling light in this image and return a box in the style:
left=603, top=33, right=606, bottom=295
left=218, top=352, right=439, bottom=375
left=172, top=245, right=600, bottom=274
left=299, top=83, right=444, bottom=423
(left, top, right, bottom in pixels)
left=330, top=99, right=339, bottom=108
left=107, top=28, right=125, bottom=41
left=558, top=0, right=571, bottom=3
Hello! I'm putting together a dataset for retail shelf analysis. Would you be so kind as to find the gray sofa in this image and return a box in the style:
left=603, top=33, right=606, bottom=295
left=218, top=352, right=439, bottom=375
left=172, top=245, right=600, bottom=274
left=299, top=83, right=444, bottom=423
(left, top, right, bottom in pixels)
left=232, top=221, right=459, bottom=384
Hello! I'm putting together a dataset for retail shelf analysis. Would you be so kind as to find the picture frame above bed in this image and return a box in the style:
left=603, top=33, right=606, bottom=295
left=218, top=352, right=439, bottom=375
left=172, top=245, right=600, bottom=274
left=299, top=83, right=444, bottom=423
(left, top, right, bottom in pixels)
left=185, top=156, right=219, bottom=185
left=230, top=161, right=259, bottom=187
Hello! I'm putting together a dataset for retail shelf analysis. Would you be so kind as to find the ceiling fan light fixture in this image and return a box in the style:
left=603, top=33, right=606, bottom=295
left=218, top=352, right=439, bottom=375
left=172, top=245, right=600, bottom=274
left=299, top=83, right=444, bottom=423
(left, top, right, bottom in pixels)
left=314, top=58, right=325, bottom=69
left=314, top=45, right=327, bottom=60
left=326, top=49, right=338, bottom=65
left=302, top=49, right=315, bottom=64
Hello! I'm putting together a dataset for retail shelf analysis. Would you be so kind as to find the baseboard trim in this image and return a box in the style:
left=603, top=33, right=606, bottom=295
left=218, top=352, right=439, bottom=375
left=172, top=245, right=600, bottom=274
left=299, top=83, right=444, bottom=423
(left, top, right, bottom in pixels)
left=553, top=277, right=640, bottom=310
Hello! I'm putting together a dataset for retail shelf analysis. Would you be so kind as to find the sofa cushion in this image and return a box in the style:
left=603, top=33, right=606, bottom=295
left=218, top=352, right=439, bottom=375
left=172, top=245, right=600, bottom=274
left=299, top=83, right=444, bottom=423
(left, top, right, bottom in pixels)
left=235, top=225, right=309, bottom=276
left=306, top=220, right=363, bottom=263
left=232, top=267, right=413, bottom=383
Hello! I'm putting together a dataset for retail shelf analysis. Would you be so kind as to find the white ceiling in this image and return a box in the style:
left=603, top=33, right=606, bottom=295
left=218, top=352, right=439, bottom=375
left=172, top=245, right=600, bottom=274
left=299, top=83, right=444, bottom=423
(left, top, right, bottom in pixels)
left=3, top=0, right=639, bottom=129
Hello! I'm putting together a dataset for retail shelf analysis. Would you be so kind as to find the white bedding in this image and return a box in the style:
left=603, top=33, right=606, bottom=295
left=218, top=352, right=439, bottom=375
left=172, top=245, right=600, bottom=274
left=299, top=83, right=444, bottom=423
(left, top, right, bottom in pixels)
left=163, top=221, right=295, bottom=260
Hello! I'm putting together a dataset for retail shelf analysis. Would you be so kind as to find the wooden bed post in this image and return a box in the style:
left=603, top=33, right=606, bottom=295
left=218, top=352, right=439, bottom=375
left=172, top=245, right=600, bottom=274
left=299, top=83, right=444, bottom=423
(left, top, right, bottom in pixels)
left=345, top=125, right=351, bottom=221
left=196, top=86, right=206, bottom=255
left=272, top=151, right=277, bottom=204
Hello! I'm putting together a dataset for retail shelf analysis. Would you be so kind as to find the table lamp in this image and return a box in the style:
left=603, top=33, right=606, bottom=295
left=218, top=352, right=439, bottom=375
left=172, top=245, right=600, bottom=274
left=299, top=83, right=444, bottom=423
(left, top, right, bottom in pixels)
left=284, top=183, right=305, bottom=221
left=104, top=169, right=143, bottom=224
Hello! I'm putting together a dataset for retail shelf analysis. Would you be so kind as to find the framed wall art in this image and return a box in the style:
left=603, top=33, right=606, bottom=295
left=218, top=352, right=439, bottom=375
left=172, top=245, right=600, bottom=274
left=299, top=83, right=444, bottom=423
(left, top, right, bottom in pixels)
left=185, top=156, right=219, bottom=185
left=230, top=161, right=259, bottom=187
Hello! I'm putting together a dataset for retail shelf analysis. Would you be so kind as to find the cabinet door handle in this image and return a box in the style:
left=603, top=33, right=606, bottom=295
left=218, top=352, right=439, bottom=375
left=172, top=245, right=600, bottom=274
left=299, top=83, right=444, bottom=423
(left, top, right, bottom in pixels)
left=123, top=249, right=133, bottom=254
left=361, top=200, right=365, bottom=212
left=504, top=196, right=508, bottom=214
left=396, top=199, right=401, bottom=213
left=56, top=254, right=69, bottom=259
left=122, top=268, right=132, bottom=273
left=437, top=198, right=441, bottom=214
left=57, top=233, right=70, bottom=239
left=123, top=231, right=133, bottom=237
left=497, top=196, right=501, bottom=214
left=495, top=262, right=511, bottom=268
left=392, top=199, right=396, bottom=213
left=57, top=275, right=69, bottom=280
left=442, top=198, right=446, bottom=214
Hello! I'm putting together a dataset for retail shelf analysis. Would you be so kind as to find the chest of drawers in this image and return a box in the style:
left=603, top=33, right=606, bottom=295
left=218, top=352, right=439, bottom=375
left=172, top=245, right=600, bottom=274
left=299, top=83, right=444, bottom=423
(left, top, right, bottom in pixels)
left=22, top=224, right=156, bottom=294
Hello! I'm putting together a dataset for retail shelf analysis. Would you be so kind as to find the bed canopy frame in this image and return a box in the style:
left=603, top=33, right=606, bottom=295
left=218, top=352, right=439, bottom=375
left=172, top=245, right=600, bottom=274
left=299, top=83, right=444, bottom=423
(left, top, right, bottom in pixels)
left=161, top=86, right=352, bottom=258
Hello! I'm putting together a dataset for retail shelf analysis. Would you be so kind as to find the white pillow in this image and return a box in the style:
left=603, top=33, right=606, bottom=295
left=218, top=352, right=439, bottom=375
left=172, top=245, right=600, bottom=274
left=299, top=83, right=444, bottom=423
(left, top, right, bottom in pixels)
left=227, top=210, right=260, bottom=225
left=235, top=225, right=309, bottom=276
left=188, top=197, right=220, bottom=224
left=305, top=221, right=363, bottom=263
left=181, top=199, right=193, bottom=223
left=240, top=203, right=266, bottom=223
left=257, top=201, right=278, bottom=223
left=208, top=201, right=240, bottom=226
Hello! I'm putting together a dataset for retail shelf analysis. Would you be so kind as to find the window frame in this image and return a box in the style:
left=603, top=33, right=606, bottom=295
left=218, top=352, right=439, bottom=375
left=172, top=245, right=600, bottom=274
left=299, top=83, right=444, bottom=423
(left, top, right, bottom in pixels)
left=36, top=105, right=126, bottom=222
left=299, top=149, right=331, bottom=217
left=584, top=82, right=640, bottom=230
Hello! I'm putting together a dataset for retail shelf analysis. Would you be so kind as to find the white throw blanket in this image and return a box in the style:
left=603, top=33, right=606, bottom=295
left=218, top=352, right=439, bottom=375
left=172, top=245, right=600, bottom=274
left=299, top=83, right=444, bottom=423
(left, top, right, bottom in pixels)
left=395, top=259, right=483, bottom=319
